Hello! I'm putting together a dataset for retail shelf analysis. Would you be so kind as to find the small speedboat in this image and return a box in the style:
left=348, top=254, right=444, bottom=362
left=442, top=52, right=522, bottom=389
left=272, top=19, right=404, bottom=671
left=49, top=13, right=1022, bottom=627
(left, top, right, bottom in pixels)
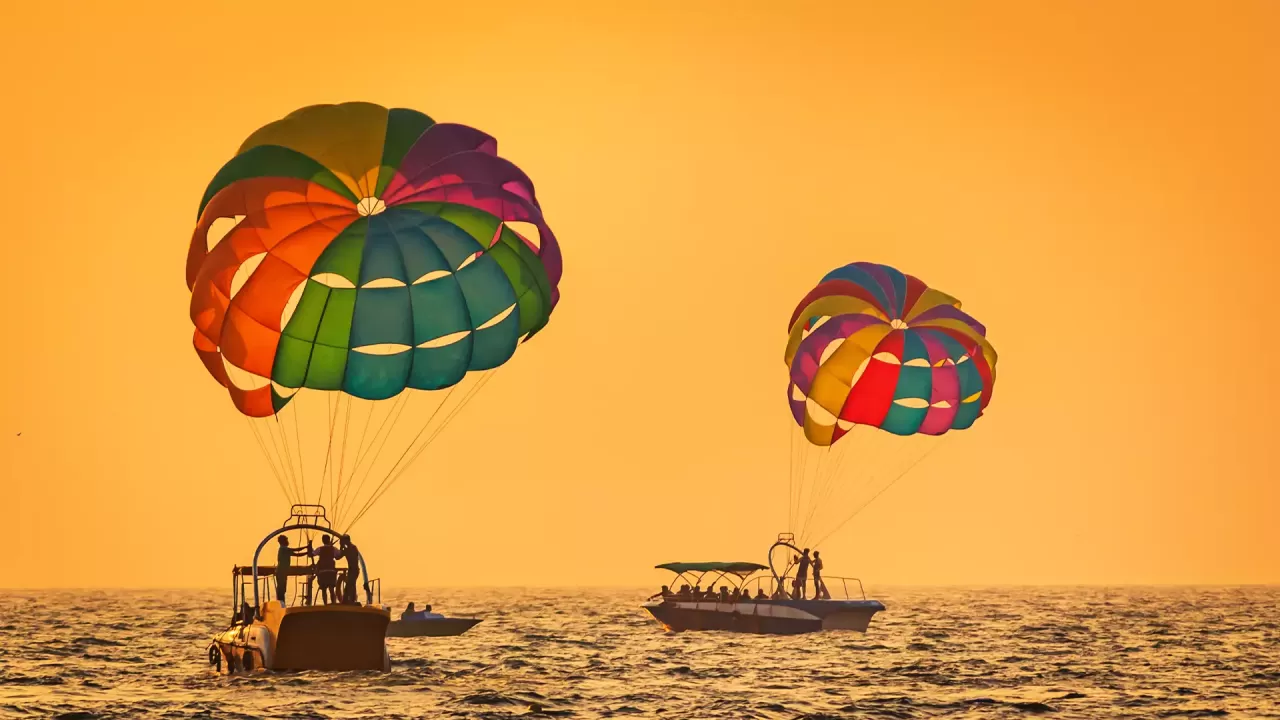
left=387, top=615, right=482, bottom=637
left=208, top=505, right=391, bottom=673
left=642, top=533, right=885, bottom=636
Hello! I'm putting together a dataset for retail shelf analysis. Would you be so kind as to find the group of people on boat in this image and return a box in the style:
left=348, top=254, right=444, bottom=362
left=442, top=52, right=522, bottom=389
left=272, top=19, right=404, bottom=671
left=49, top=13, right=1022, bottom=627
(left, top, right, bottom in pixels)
left=651, top=584, right=770, bottom=602
left=647, top=548, right=833, bottom=603
left=789, top=548, right=831, bottom=601
left=275, top=533, right=364, bottom=606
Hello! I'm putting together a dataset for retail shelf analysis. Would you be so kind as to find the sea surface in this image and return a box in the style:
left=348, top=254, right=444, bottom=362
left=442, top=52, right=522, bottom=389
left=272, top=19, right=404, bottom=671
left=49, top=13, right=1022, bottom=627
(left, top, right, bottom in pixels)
left=1, top=586, right=1277, bottom=719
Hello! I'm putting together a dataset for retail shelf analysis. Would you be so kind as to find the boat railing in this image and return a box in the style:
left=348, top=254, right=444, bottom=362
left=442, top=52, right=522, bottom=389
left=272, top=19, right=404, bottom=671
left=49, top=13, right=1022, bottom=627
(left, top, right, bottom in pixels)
left=284, top=504, right=332, bottom=529
left=236, top=565, right=379, bottom=610
left=824, top=575, right=868, bottom=601
left=730, top=573, right=867, bottom=601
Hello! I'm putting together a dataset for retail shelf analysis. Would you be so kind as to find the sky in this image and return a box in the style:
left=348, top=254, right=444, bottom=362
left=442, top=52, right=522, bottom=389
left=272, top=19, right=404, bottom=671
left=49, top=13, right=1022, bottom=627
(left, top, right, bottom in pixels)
left=2, top=0, right=1278, bottom=588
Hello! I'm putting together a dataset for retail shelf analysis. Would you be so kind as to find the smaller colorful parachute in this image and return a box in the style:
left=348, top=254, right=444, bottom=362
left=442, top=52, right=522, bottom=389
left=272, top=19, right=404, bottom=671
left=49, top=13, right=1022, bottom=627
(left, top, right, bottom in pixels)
left=784, top=262, right=997, bottom=446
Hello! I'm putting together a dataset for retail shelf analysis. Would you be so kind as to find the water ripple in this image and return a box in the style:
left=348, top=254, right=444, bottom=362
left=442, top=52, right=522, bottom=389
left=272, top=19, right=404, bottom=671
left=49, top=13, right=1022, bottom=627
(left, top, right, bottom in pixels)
left=1, top=587, right=1278, bottom=718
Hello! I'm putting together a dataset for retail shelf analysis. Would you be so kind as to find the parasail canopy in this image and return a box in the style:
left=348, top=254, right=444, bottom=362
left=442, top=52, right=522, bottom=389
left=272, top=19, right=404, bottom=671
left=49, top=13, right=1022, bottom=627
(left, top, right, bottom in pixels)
left=785, top=261, right=997, bottom=446
left=186, top=102, right=562, bottom=418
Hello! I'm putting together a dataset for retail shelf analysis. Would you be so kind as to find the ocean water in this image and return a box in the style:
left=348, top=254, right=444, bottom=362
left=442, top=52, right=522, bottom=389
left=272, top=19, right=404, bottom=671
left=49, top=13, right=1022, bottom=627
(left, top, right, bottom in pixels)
left=1, top=586, right=1277, bottom=719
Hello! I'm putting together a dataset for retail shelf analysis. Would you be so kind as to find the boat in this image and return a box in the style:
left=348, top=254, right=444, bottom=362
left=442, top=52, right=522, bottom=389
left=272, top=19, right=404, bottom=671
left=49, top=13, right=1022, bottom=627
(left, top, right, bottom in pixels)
left=387, top=615, right=482, bottom=638
left=207, top=505, right=391, bottom=673
left=641, top=533, right=885, bottom=635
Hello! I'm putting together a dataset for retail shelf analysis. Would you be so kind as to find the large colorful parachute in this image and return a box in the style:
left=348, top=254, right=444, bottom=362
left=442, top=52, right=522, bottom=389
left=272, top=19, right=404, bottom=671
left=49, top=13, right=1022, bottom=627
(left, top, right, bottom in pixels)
left=781, top=262, right=997, bottom=547
left=186, top=102, right=561, bottom=418
left=185, top=102, right=561, bottom=529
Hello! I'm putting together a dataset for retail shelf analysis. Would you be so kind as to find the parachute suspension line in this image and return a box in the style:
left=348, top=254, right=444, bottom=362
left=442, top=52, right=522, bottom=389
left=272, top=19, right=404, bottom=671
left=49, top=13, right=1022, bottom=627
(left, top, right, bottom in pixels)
left=340, top=396, right=379, bottom=504
left=811, top=443, right=835, bottom=517
left=245, top=416, right=293, bottom=505
left=263, top=411, right=301, bottom=506
left=793, top=434, right=816, bottom=533
left=289, top=394, right=306, bottom=511
left=332, top=395, right=357, bottom=518
left=791, top=438, right=807, bottom=541
left=347, top=368, right=501, bottom=531
left=798, top=439, right=846, bottom=546
left=800, top=442, right=835, bottom=545
left=343, top=376, right=475, bottom=531
left=793, top=436, right=813, bottom=537
left=804, top=430, right=869, bottom=545
left=333, top=391, right=414, bottom=526
left=800, top=427, right=899, bottom=547
left=266, top=409, right=296, bottom=505
left=811, top=434, right=951, bottom=550
left=348, top=392, right=413, bottom=502
left=334, top=397, right=377, bottom=527
left=255, top=415, right=287, bottom=503
left=352, top=369, right=499, bottom=529
left=321, top=395, right=340, bottom=513
left=274, top=406, right=305, bottom=510
left=315, top=392, right=340, bottom=511
left=247, top=418, right=286, bottom=501
left=804, top=440, right=855, bottom=543
left=787, top=418, right=796, bottom=536
left=796, top=430, right=829, bottom=537
left=335, top=381, right=461, bottom=529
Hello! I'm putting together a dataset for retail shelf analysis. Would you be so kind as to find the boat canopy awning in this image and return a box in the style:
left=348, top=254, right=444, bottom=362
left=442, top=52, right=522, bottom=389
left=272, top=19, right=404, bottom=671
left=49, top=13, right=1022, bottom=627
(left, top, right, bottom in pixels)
left=655, top=562, right=768, bottom=576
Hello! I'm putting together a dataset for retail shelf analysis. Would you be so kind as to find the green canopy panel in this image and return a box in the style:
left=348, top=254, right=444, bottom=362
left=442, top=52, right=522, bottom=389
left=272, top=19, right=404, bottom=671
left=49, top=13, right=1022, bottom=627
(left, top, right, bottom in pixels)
left=655, top=562, right=768, bottom=576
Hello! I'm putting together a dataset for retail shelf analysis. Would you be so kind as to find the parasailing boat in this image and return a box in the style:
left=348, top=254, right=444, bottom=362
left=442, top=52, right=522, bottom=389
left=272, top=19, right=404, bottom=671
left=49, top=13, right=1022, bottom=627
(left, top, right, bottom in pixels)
left=208, top=505, right=391, bottom=673
left=642, top=533, right=885, bottom=635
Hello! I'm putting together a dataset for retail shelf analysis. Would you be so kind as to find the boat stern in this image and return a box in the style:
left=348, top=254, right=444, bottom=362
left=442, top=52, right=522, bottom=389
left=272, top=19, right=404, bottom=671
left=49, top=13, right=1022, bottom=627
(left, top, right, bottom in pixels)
left=264, top=602, right=391, bottom=671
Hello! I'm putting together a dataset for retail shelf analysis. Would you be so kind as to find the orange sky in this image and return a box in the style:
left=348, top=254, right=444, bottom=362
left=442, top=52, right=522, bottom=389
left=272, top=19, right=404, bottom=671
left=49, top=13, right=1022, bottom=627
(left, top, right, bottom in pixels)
left=3, top=1, right=1278, bottom=588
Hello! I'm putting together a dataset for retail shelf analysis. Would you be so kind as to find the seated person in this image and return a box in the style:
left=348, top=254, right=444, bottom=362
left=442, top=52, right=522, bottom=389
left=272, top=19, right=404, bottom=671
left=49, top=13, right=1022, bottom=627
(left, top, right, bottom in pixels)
left=730, top=587, right=741, bottom=602
left=756, top=588, right=768, bottom=600
left=647, top=585, right=671, bottom=600
left=677, top=584, right=691, bottom=599
left=718, top=586, right=730, bottom=602
left=401, top=602, right=443, bottom=621
left=401, top=601, right=422, bottom=620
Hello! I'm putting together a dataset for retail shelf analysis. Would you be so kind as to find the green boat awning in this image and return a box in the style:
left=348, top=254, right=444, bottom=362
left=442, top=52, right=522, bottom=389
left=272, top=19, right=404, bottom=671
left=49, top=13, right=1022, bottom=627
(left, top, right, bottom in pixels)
left=655, top=561, right=768, bottom=576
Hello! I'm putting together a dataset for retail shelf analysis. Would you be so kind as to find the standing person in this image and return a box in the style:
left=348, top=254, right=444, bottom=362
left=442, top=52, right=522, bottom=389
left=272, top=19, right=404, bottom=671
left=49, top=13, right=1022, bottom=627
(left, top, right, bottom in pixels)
left=812, top=550, right=830, bottom=599
left=340, top=535, right=361, bottom=604
left=311, top=535, right=340, bottom=605
left=274, top=536, right=310, bottom=605
left=794, top=548, right=811, bottom=599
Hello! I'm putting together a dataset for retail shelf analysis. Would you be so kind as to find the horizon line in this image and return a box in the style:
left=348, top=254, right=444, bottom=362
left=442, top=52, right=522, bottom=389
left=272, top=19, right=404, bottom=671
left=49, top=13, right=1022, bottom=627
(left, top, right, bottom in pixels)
left=3, top=582, right=1279, bottom=591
